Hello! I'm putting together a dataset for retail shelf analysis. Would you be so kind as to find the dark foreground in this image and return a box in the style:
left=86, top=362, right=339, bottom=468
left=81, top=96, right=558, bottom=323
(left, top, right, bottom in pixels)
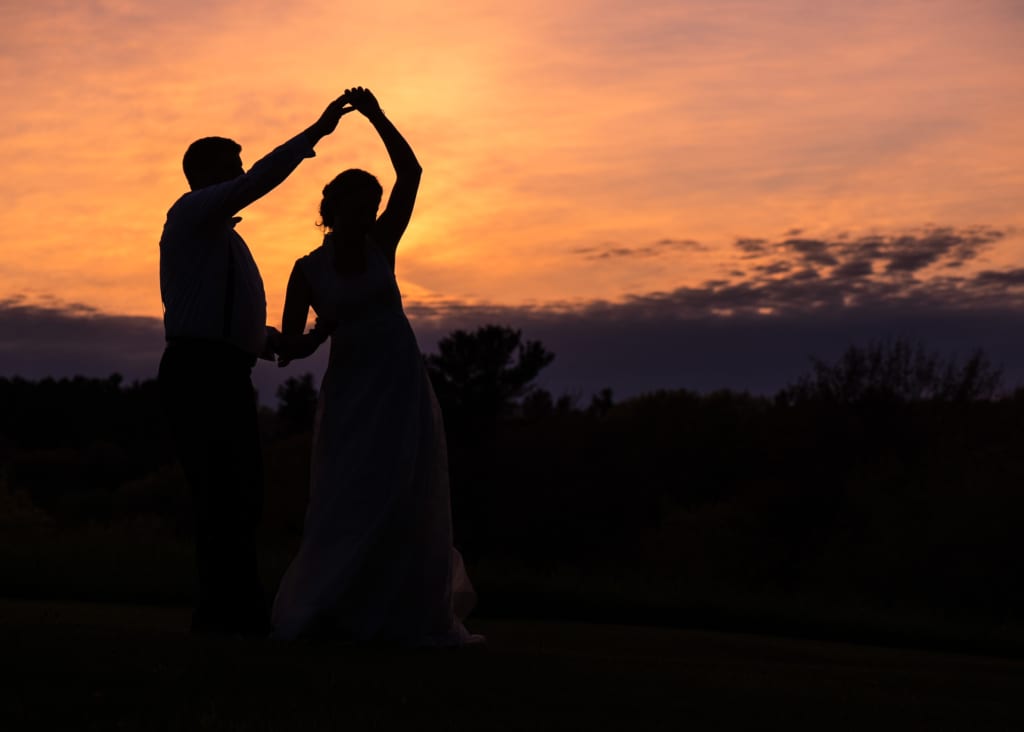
left=2, top=600, right=1022, bottom=731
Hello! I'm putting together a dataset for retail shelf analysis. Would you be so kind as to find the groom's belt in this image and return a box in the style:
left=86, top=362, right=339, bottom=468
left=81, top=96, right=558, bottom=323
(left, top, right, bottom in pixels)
left=165, top=337, right=258, bottom=369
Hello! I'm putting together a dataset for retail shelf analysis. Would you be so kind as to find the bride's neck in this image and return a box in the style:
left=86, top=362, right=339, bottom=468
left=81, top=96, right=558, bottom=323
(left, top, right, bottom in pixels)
left=329, top=232, right=368, bottom=274
left=330, top=229, right=367, bottom=248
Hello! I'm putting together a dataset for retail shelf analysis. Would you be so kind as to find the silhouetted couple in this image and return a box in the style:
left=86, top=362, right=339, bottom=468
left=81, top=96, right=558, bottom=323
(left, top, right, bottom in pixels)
left=158, top=87, right=479, bottom=646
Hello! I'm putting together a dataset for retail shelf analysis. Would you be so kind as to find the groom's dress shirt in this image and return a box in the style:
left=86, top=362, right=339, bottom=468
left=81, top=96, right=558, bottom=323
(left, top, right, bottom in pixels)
left=160, top=133, right=316, bottom=357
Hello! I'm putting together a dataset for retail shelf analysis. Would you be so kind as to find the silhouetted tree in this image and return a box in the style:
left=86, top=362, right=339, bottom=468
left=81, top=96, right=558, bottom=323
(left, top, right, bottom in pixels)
left=424, top=325, right=553, bottom=561
left=426, top=324, right=554, bottom=431
left=520, top=388, right=555, bottom=420
left=781, top=338, right=1003, bottom=405
left=587, top=388, right=615, bottom=418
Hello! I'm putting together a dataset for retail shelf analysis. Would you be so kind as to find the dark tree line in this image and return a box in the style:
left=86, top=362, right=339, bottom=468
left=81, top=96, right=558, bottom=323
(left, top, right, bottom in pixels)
left=780, top=339, right=1003, bottom=405
left=0, top=374, right=173, bottom=520
left=3, top=331, right=1023, bottom=625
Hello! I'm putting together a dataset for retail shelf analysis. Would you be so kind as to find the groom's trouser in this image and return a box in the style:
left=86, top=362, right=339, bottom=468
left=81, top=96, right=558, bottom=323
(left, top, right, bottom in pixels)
left=158, top=339, right=269, bottom=635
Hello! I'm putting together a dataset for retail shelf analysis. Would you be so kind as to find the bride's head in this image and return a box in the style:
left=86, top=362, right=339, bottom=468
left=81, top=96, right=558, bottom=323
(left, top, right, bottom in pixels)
left=320, top=169, right=383, bottom=240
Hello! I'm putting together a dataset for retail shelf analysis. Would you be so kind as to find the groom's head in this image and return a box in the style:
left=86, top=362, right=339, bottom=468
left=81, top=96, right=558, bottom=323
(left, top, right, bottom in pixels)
left=183, top=137, right=244, bottom=190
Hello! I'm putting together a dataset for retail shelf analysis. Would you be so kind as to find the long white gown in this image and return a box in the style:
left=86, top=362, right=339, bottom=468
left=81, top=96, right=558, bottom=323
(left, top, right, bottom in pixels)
left=271, top=236, right=477, bottom=645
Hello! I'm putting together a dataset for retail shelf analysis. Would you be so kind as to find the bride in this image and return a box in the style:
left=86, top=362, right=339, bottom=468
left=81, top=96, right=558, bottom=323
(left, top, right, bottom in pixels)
left=271, top=87, right=479, bottom=646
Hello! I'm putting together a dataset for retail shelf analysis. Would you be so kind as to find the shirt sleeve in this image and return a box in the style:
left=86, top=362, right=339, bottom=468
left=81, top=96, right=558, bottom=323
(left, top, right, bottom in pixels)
left=178, top=131, right=317, bottom=225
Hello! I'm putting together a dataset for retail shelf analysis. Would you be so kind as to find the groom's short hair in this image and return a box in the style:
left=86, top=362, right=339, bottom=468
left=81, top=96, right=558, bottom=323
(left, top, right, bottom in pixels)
left=183, top=137, right=242, bottom=190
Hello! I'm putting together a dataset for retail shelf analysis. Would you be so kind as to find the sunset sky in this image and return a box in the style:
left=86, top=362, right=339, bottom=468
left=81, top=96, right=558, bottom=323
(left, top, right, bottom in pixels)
left=2, top=0, right=1024, bottom=398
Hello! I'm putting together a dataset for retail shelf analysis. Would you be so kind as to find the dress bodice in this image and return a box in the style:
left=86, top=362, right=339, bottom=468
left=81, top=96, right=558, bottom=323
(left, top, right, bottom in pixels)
left=299, top=237, right=406, bottom=332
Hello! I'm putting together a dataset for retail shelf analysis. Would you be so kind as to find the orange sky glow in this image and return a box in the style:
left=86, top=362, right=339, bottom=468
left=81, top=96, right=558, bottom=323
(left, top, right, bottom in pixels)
left=2, top=0, right=1023, bottom=327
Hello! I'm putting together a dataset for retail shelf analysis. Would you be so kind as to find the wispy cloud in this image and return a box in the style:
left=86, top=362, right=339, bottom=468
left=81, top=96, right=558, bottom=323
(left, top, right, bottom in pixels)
left=441, top=225, right=1015, bottom=321
left=730, top=227, right=1005, bottom=277
left=572, top=238, right=707, bottom=260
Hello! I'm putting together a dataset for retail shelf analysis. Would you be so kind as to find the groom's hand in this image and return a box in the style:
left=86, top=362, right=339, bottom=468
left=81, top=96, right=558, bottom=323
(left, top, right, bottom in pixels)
left=260, top=326, right=281, bottom=361
left=310, top=94, right=356, bottom=139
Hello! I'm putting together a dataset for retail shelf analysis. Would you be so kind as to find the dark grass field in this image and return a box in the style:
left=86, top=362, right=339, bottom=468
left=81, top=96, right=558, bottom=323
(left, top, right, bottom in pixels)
left=2, top=600, right=1023, bottom=731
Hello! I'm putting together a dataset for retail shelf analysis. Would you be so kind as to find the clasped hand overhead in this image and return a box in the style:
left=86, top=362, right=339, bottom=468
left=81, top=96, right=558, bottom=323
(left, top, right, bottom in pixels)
left=313, top=86, right=383, bottom=138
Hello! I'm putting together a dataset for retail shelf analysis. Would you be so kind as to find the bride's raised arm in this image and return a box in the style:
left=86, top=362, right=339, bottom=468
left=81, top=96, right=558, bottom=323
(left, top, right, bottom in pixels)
left=347, top=87, right=422, bottom=267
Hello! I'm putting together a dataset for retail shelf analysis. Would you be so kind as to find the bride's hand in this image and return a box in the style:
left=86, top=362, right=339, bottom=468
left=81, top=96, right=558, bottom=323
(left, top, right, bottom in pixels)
left=310, top=316, right=337, bottom=343
left=276, top=321, right=335, bottom=368
left=345, top=87, right=382, bottom=118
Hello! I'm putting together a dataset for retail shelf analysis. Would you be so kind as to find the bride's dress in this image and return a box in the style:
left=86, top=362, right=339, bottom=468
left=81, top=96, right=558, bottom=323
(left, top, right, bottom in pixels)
left=271, top=236, right=477, bottom=645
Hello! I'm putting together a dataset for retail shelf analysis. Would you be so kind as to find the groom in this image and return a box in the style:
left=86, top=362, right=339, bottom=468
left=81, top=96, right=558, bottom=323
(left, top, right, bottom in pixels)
left=158, top=93, right=352, bottom=636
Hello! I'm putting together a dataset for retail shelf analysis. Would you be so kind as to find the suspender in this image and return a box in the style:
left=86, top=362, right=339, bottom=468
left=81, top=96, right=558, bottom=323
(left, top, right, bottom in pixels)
left=222, top=241, right=236, bottom=340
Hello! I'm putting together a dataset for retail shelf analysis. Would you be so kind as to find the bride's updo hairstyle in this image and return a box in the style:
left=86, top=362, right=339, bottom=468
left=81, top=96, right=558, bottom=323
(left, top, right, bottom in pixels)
left=319, top=169, right=384, bottom=234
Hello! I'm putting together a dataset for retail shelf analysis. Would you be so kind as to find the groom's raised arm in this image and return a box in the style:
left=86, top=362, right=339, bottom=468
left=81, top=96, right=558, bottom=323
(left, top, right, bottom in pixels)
left=185, top=95, right=355, bottom=224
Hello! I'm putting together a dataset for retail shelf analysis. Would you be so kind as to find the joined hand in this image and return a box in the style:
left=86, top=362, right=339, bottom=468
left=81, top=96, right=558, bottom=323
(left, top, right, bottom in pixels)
left=343, top=86, right=382, bottom=118
left=314, top=95, right=358, bottom=138
left=260, top=326, right=281, bottom=361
